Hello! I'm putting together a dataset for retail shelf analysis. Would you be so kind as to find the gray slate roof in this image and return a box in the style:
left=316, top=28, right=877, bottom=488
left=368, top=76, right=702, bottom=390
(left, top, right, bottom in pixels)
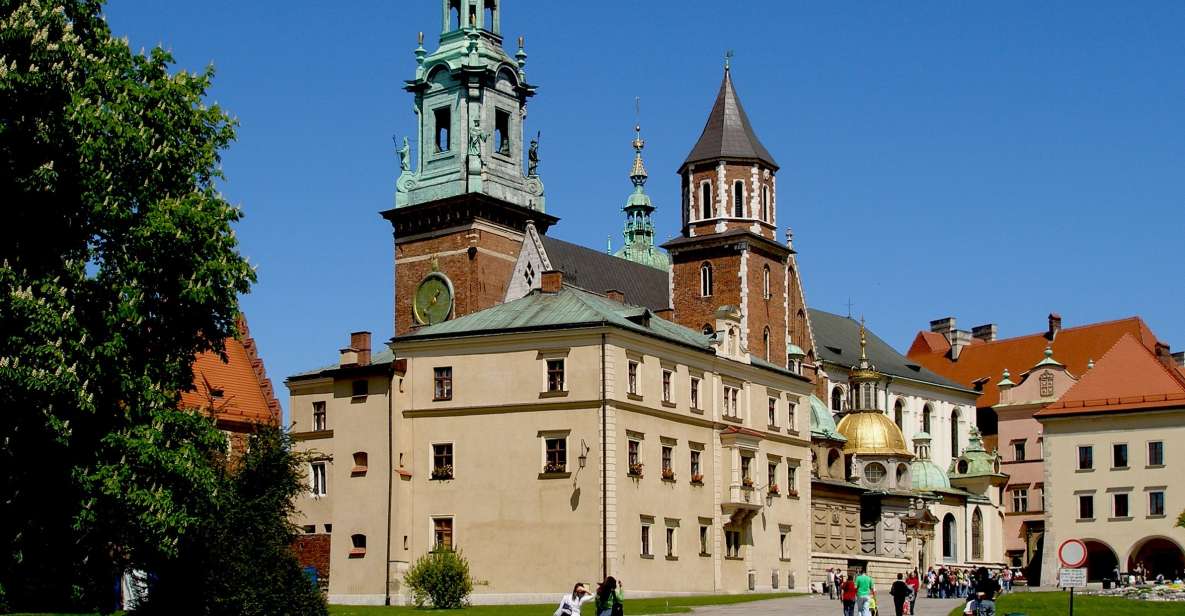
left=681, top=69, right=777, bottom=171
left=809, top=309, right=974, bottom=393
left=288, top=347, right=394, bottom=381
left=540, top=235, right=670, bottom=311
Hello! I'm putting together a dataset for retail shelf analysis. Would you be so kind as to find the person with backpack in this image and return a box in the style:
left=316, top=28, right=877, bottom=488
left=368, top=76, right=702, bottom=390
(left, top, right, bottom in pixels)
left=554, top=582, right=594, bottom=616
left=595, top=576, right=624, bottom=616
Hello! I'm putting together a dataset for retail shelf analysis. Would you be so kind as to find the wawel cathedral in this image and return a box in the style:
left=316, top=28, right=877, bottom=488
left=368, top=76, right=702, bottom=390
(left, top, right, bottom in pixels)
left=287, top=1, right=1007, bottom=605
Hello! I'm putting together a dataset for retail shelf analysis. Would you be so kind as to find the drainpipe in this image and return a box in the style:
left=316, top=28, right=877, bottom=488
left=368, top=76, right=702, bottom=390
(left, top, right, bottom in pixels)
left=385, top=360, right=394, bottom=605
left=600, top=330, right=608, bottom=581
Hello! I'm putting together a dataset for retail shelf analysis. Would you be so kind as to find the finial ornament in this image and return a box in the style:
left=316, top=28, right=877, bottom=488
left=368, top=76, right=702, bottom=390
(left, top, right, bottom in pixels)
left=859, top=316, right=868, bottom=361
left=724, top=49, right=734, bottom=71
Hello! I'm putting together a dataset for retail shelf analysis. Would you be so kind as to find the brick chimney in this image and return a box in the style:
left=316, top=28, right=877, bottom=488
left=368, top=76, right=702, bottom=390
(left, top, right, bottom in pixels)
left=971, top=323, right=998, bottom=343
left=949, top=329, right=973, bottom=361
left=351, top=331, right=371, bottom=366
left=1154, top=342, right=1175, bottom=371
left=1047, top=313, right=1062, bottom=340
left=540, top=270, right=563, bottom=293
left=605, top=289, right=625, bottom=303
left=930, top=317, right=957, bottom=337
left=1173, top=351, right=1184, bottom=368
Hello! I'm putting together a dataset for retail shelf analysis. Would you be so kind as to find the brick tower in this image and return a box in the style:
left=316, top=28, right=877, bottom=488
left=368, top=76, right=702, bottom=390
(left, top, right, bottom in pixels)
left=664, top=63, right=817, bottom=379
left=382, top=0, right=557, bottom=335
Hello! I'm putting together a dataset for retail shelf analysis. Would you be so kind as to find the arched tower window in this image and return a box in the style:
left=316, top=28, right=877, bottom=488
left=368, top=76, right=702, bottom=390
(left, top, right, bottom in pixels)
left=971, top=507, right=984, bottom=561
left=483, top=0, right=498, bottom=33
left=699, top=263, right=713, bottom=297
left=761, top=185, right=769, bottom=221
left=893, top=398, right=905, bottom=432
left=448, top=0, right=461, bottom=30
left=762, top=265, right=771, bottom=299
left=763, top=327, right=771, bottom=361
left=733, top=181, right=745, bottom=217
left=831, top=386, right=844, bottom=412
left=923, top=404, right=933, bottom=433
left=950, top=408, right=961, bottom=458
left=942, top=513, right=957, bottom=560
left=700, top=182, right=712, bottom=219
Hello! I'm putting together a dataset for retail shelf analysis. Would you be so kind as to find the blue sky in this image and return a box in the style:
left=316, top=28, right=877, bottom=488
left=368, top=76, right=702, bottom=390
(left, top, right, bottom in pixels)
left=104, top=1, right=1185, bottom=415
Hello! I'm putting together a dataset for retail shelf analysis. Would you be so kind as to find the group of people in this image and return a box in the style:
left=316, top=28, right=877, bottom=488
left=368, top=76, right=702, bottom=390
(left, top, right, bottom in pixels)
left=552, top=577, right=624, bottom=616
left=824, top=566, right=1006, bottom=616
left=1110, top=563, right=1182, bottom=587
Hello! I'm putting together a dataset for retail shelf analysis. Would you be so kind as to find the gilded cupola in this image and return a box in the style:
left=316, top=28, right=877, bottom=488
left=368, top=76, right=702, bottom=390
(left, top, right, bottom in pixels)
left=835, top=319, right=914, bottom=458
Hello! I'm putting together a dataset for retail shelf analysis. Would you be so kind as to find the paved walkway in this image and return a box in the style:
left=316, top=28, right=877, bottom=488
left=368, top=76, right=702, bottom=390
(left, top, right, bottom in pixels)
left=693, top=594, right=963, bottom=616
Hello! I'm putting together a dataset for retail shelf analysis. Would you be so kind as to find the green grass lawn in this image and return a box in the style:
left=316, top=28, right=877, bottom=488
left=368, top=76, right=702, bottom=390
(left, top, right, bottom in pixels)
left=330, top=592, right=803, bottom=616
left=945, top=591, right=1184, bottom=615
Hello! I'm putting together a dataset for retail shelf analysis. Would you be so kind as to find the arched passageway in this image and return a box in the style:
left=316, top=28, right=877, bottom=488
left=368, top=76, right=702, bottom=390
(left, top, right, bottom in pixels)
left=1084, top=540, right=1119, bottom=582
left=1128, top=537, right=1185, bottom=580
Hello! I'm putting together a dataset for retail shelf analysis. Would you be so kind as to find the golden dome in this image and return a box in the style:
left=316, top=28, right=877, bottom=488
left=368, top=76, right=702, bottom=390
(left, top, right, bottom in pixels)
left=836, top=411, right=913, bottom=457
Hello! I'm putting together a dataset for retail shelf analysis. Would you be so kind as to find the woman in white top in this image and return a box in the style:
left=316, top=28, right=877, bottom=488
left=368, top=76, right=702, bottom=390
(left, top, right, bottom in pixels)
left=554, top=582, right=595, bottom=616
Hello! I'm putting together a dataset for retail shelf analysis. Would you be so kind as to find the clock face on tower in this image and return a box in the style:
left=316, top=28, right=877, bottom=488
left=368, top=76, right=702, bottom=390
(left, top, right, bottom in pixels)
left=413, top=273, right=453, bottom=325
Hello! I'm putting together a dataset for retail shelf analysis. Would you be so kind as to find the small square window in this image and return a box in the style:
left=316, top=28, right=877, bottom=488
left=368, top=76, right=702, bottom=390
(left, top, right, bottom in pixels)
left=434, top=367, right=453, bottom=401
left=1149, top=491, right=1165, bottom=516
left=352, top=380, right=367, bottom=398
left=544, top=437, right=567, bottom=474
left=349, top=534, right=367, bottom=558
left=433, top=517, right=454, bottom=551
left=432, top=443, right=454, bottom=480
left=546, top=359, right=565, bottom=392
left=1114, top=493, right=1130, bottom=518
left=1113, top=443, right=1128, bottom=468
left=1149, top=441, right=1165, bottom=466
left=1077, top=445, right=1093, bottom=470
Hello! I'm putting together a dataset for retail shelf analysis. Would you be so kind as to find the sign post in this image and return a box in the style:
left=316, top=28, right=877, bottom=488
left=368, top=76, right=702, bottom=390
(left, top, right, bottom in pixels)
left=1058, top=539, right=1089, bottom=616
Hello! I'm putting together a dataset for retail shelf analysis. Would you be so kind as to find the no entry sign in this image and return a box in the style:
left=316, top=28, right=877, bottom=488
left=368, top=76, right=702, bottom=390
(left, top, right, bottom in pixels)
left=1058, top=539, right=1088, bottom=569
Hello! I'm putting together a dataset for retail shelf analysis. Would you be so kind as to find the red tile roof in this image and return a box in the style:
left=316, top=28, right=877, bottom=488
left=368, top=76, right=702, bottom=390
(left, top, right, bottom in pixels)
left=906, top=317, right=1160, bottom=408
left=179, top=316, right=281, bottom=430
left=1036, top=334, right=1185, bottom=417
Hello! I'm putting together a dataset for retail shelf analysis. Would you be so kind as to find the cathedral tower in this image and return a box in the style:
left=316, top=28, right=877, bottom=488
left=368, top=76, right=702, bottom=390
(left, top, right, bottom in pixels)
left=613, top=121, right=669, bottom=270
left=383, top=0, right=557, bottom=335
left=664, top=64, right=815, bottom=377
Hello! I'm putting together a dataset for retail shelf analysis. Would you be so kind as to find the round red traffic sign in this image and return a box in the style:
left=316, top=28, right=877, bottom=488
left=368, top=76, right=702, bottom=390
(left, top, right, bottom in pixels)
left=1058, top=539, right=1088, bottom=568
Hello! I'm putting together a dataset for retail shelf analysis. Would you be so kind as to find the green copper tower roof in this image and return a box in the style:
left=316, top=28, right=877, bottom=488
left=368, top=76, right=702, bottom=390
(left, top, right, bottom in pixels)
left=614, top=121, right=669, bottom=271
left=948, top=426, right=1005, bottom=479
left=809, top=394, right=846, bottom=442
left=909, top=432, right=951, bottom=491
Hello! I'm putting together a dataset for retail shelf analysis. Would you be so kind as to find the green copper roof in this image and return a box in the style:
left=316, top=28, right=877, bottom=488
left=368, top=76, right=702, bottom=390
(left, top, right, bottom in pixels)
left=398, top=284, right=707, bottom=350
left=910, top=433, right=951, bottom=491
left=810, top=394, right=846, bottom=442
left=1033, top=346, right=1063, bottom=369
left=613, top=123, right=669, bottom=271
left=787, top=343, right=805, bottom=358
left=948, top=426, right=1004, bottom=479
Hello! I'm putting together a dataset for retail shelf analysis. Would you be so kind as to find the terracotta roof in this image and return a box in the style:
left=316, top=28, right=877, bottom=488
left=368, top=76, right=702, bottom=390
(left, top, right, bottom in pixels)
left=180, top=316, right=281, bottom=430
left=906, top=316, right=1160, bottom=408
left=1037, top=334, right=1185, bottom=418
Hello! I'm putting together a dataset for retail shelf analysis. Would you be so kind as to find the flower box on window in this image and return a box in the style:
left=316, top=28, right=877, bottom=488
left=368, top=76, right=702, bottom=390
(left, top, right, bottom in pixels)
left=690, top=473, right=704, bottom=485
left=628, top=462, right=644, bottom=478
left=430, top=465, right=454, bottom=480
left=661, top=467, right=676, bottom=482
left=543, top=461, right=566, bottom=474
left=787, top=488, right=799, bottom=497
left=742, top=477, right=754, bottom=489
left=768, top=483, right=780, bottom=495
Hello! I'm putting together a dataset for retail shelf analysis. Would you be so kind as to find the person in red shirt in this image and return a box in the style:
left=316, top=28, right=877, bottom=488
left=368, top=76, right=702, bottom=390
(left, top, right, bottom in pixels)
left=841, top=573, right=858, bottom=616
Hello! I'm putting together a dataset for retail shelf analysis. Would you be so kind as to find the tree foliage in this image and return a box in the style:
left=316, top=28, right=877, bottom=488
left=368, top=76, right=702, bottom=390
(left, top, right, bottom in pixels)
left=404, top=548, right=474, bottom=609
left=0, top=0, right=271, bottom=610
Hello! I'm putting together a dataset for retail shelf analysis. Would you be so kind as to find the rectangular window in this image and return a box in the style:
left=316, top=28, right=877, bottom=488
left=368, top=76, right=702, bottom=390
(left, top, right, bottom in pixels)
left=662, top=369, right=672, bottom=402
left=310, top=461, right=327, bottom=496
left=787, top=466, right=797, bottom=494
left=545, top=437, right=566, bottom=473
left=787, top=402, right=796, bottom=431
left=628, top=440, right=641, bottom=476
left=1036, top=485, right=1045, bottom=511
left=1148, top=441, right=1164, bottom=466
left=640, top=523, right=651, bottom=557
left=661, top=445, right=674, bottom=480
left=494, top=108, right=511, bottom=155
left=665, top=526, right=676, bottom=558
left=433, top=517, right=453, bottom=550
left=1114, top=493, right=1130, bottom=518
left=434, top=367, right=453, bottom=401
left=725, top=530, right=741, bottom=558
left=434, top=107, right=451, bottom=152
left=741, top=456, right=752, bottom=485
left=767, top=462, right=777, bottom=492
left=699, top=525, right=710, bottom=555
left=1150, top=491, right=1166, bottom=516
left=628, top=361, right=639, bottom=395
left=1079, top=494, right=1094, bottom=519
left=690, top=377, right=700, bottom=409
left=768, top=397, right=778, bottom=427
left=1013, top=441, right=1026, bottom=462
left=731, top=389, right=739, bottom=417
left=690, top=450, right=702, bottom=481
left=352, top=379, right=367, bottom=398
left=1113, top=443, right=1128, bottom=468
left=779, top=531, right=788, bottom=559
left=432, top=443, right=454, bottom=479
left=312, top=401, right=327, bottom=431
left=723, top=385, right=740, bottom=418
left=546, top=359, right=565, bottom=392
left=1012, top=488, right=1028, bottom=513
left=1078, top=445, right=1093, bottom=470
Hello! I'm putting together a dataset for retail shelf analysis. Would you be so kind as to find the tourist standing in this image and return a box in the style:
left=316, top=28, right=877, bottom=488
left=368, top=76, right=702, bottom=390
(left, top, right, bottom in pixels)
left=972, top=567, right=1000, bottom=616
left=855, top=569, right=875, bottom=616
left=905, top=570, right=920, bottom=613
left=841, top=573, right=858, bottom=616
left=828, top=568, right=837, bottom=600
left=890, top=573, right=911, bottom=616
left=594, top=577, right=623, bottom=616
left=554, top=583, right=594, bottom=616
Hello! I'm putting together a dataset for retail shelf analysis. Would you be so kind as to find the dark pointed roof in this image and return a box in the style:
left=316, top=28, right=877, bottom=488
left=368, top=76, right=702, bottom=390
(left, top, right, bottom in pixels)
left=681, top=68, right=778, bottom=172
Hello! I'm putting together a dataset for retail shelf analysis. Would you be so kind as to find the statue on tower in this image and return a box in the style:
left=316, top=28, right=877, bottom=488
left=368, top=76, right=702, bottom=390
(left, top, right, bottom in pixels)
left=397, top=136, right=411, bottom=172
left=527, top=132, right=540, bottom=176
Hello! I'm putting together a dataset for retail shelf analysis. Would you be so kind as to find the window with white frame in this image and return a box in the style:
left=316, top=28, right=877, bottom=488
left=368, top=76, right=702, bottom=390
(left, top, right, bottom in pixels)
left=312, top=401, right=327, bottom=431
left=1113, top=492, right=1130, bottom=518
left=665, top=523, right=677, bottom=558
left=787, top=465, right=797, bottom=494
left=690, top=377, right=700, bottom=409
left=767, top=397, right=778, bottom=427
left=725, top=529, right=741, bottom=558
left=640, top=520, right=652, bottom=557
left=432, top=517, right=454, bottom=551
left=628, top=439, right=642, bottom=476
left=1012, top=488, right=1028, bottom=512
left=546, top=358, right=565, bottom=392
left=723, top=385, right=740, bottom=418
left=1149, top=490, right=1165, bottom=516
left=310, top=461, right=327, bottom=496
left=787, top=401, right=796, bottom=431
left=628, top=360, right=639, bottom=395
left=700, top=263, right=713, bottom=297
left=662, top=369, right=672, bottom=403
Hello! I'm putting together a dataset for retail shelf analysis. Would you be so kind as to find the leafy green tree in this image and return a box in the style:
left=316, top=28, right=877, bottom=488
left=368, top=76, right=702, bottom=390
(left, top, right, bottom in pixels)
left=1176, top=508, right=1184, bottom=529
left=0, top=0, right=269, bottom=610
left=404, top=548, right=474, bottom=609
